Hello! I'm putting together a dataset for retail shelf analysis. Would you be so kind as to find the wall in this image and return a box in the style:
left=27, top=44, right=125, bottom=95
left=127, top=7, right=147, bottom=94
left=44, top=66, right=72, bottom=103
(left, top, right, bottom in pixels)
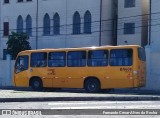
left=0, top=56, right=14, bottom=87
left=144, top=46, right=160, bottom=90
left=142, top=0, right=160, bottom=90
left=100, top=0, right=114, bottom=45
left=150, top=0, right=160, bottom=51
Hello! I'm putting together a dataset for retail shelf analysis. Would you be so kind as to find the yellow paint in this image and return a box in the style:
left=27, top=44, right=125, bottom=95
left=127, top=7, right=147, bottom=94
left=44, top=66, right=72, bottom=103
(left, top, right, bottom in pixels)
left=13, top=45, right=146, bottom=89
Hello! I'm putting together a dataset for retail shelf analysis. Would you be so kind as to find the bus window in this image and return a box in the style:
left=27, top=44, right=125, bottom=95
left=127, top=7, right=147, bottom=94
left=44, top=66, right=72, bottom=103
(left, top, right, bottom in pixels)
left=48, top=52, right=66, bottom=67
left=30, top=52, right=47, bottom=67
left=67, top=51, right=86, bottom=67
left=88, top=50, right=108, bottom=66
left=15, top=56, right=28, bottom=73
left=110, top=49, right=133, bottom=66
left=138, top=48, right=146, bottom=61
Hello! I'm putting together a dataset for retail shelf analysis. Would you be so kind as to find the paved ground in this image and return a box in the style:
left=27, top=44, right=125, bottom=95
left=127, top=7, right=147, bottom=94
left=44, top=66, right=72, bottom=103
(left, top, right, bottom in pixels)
left=0, top=87, right=160, bottom=102
left=1, top=101, right=160, bottom=118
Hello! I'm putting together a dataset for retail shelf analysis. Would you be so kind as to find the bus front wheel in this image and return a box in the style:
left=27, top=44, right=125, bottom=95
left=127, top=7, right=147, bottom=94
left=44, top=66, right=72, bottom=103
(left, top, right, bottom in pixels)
left=84, top=78, right=100, bottom=93
left=30, top=78, right=43, bottom=91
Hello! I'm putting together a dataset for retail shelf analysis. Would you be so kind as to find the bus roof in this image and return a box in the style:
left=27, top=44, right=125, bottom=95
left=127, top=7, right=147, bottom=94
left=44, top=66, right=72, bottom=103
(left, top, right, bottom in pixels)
left=18, top=45, right=142, bottom=55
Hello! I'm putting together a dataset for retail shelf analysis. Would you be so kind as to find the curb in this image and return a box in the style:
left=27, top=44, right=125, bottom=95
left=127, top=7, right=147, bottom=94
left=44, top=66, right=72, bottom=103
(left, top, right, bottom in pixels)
left=1, top=96, right=160, bottom=102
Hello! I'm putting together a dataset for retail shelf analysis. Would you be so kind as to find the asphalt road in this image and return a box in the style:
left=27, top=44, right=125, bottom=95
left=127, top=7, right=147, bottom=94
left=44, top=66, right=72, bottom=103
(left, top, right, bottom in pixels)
left=0, top=101, right=160, bottom=118
left=1, top=88, right=160, bottom=102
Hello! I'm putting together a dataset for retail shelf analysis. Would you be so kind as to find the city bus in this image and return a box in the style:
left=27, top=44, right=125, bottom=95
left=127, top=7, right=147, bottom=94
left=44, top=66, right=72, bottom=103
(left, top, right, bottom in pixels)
left=13, top=45, right=146, bottom=93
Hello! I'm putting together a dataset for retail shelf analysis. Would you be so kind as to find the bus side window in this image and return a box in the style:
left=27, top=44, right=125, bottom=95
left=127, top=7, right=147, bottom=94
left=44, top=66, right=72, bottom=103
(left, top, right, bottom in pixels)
left=48, top=52, right=66, bottom=67
left=67, top=51, right=86, bottom=67
left=31, top=52, right=47, bottom=67
left=110, top=49, right=133, bottom=66
left=88, top=50, right=108, bottom=67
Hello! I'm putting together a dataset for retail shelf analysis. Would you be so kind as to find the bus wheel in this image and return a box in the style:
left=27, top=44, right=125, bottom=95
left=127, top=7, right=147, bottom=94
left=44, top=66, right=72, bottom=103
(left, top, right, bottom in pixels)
left=30, top=78, right=43, bottom=91
left=85, top=78, right=100, bottom=93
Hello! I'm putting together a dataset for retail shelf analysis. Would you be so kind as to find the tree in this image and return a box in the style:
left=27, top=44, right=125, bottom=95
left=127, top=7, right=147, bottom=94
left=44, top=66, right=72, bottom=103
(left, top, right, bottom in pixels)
left=6, top=32, right=31, bottom=59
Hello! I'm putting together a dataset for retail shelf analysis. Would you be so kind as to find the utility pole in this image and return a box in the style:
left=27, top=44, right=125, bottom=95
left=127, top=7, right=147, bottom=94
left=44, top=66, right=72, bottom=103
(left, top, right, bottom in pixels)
left=0, top=0, right=1, bottom=55
left=36, top=0, right=38, bottom=49
left=99, top=0, right=102, bottom=46
left=65, top=0, right=68, bottom=48
left=149, top=0, right=151, bottom=45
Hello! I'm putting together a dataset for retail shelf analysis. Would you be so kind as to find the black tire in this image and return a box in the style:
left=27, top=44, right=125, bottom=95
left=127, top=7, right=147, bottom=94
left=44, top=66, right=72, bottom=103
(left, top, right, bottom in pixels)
left=30, top=78, right=43, bottom=91
left=85, top=78, right=100, bottom=93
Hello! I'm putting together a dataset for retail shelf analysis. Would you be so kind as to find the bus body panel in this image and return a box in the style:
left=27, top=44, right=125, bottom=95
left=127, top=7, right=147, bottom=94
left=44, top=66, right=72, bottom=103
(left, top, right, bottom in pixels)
left=30, top=68, right=53, bottom=88
left=14, top=70, right=30, bottom=87
left=133, top=47, right=146, bottom=87
left=106, top=66, right=133, bottom=88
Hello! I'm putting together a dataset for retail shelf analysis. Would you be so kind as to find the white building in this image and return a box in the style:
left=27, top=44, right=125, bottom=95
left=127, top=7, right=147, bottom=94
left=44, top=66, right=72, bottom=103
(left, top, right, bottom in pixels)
left=117, top=0, right=149, bottom=46
left=0, top=0, right=116, bottom=60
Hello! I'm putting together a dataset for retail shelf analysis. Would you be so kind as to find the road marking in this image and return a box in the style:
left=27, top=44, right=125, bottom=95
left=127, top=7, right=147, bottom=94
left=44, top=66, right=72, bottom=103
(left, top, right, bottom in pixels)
left=48, top=101, right=156, bottom=105
left=48, top=101, right=160, bottom=109
left=48, top=102, right=88, bottom=105
left=50, top=106, right=103, bottom=109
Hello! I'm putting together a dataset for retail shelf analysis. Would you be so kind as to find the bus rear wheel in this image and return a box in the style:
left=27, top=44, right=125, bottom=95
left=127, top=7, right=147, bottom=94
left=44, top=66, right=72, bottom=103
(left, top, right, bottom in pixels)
left=30, top=78, right=43, bottom=91
left=84, top=78, right=100, bottom=93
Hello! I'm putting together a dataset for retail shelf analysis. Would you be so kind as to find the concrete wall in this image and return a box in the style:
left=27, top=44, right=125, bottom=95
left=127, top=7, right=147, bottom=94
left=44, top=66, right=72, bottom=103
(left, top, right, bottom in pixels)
left=141, top=0, right=160, bottom=90
left=144, top=46, right=160, bottom=90
left=0, top=56, right=14, bottom=87
left=100, top=0, right=114, bottom=45
left=150, top=0, right=160, bottom=51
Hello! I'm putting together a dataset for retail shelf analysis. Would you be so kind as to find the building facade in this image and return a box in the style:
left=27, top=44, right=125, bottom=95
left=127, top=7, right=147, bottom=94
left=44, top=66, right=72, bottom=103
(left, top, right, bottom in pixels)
left=150, top=0, right=160, bottom=51
left=117, top=0, right=149, bottom=46
left=0, top=0, right=116, bottom=59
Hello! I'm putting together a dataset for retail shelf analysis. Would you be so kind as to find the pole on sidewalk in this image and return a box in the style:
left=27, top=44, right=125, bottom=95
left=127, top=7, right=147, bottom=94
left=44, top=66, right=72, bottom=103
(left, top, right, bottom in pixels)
left=6, top=54, right=12, bottom=86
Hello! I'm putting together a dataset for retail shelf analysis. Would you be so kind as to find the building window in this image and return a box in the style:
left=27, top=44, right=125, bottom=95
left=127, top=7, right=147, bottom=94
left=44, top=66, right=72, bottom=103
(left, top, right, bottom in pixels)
left=17, top=15, right=23, bottom=33
left=26, top=15, right=32, bottom=36
left=4, top=0, right=9, bottom=3
left=124, top=23, right=135, bottom=34
left=27, top=0, right=32, bottom=1
left=84, top=11, right=91, bottom=34
left=73, top=11, right=81, bottom=34
left=124, top=0, right=135, bottom=8
left=3, top=22, right=9, bottom=36
left=17, top=0, right=23, bottom=2
left=53, top=13, right=60, bottom=35
left=43, top=13, right=50, bottom=36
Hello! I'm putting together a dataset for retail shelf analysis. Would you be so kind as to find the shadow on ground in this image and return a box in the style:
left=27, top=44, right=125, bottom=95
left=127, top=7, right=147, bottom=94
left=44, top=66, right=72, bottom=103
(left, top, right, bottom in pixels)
left=0, top=86, right=160, bottom=96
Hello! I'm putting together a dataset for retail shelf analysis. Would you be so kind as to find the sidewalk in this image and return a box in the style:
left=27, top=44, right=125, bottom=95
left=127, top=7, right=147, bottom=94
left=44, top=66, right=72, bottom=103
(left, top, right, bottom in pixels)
left=0, top=87, right=160, bottom=102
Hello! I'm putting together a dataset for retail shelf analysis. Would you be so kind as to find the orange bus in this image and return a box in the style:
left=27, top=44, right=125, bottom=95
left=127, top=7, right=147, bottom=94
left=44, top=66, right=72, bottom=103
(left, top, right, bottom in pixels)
left=13, top=45, right=146, bottom=93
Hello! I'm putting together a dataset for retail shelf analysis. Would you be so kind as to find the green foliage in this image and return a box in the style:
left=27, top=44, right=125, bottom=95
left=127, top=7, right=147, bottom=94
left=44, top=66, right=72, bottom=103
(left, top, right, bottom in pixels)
left=6, top=32, right=31, bottom=59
